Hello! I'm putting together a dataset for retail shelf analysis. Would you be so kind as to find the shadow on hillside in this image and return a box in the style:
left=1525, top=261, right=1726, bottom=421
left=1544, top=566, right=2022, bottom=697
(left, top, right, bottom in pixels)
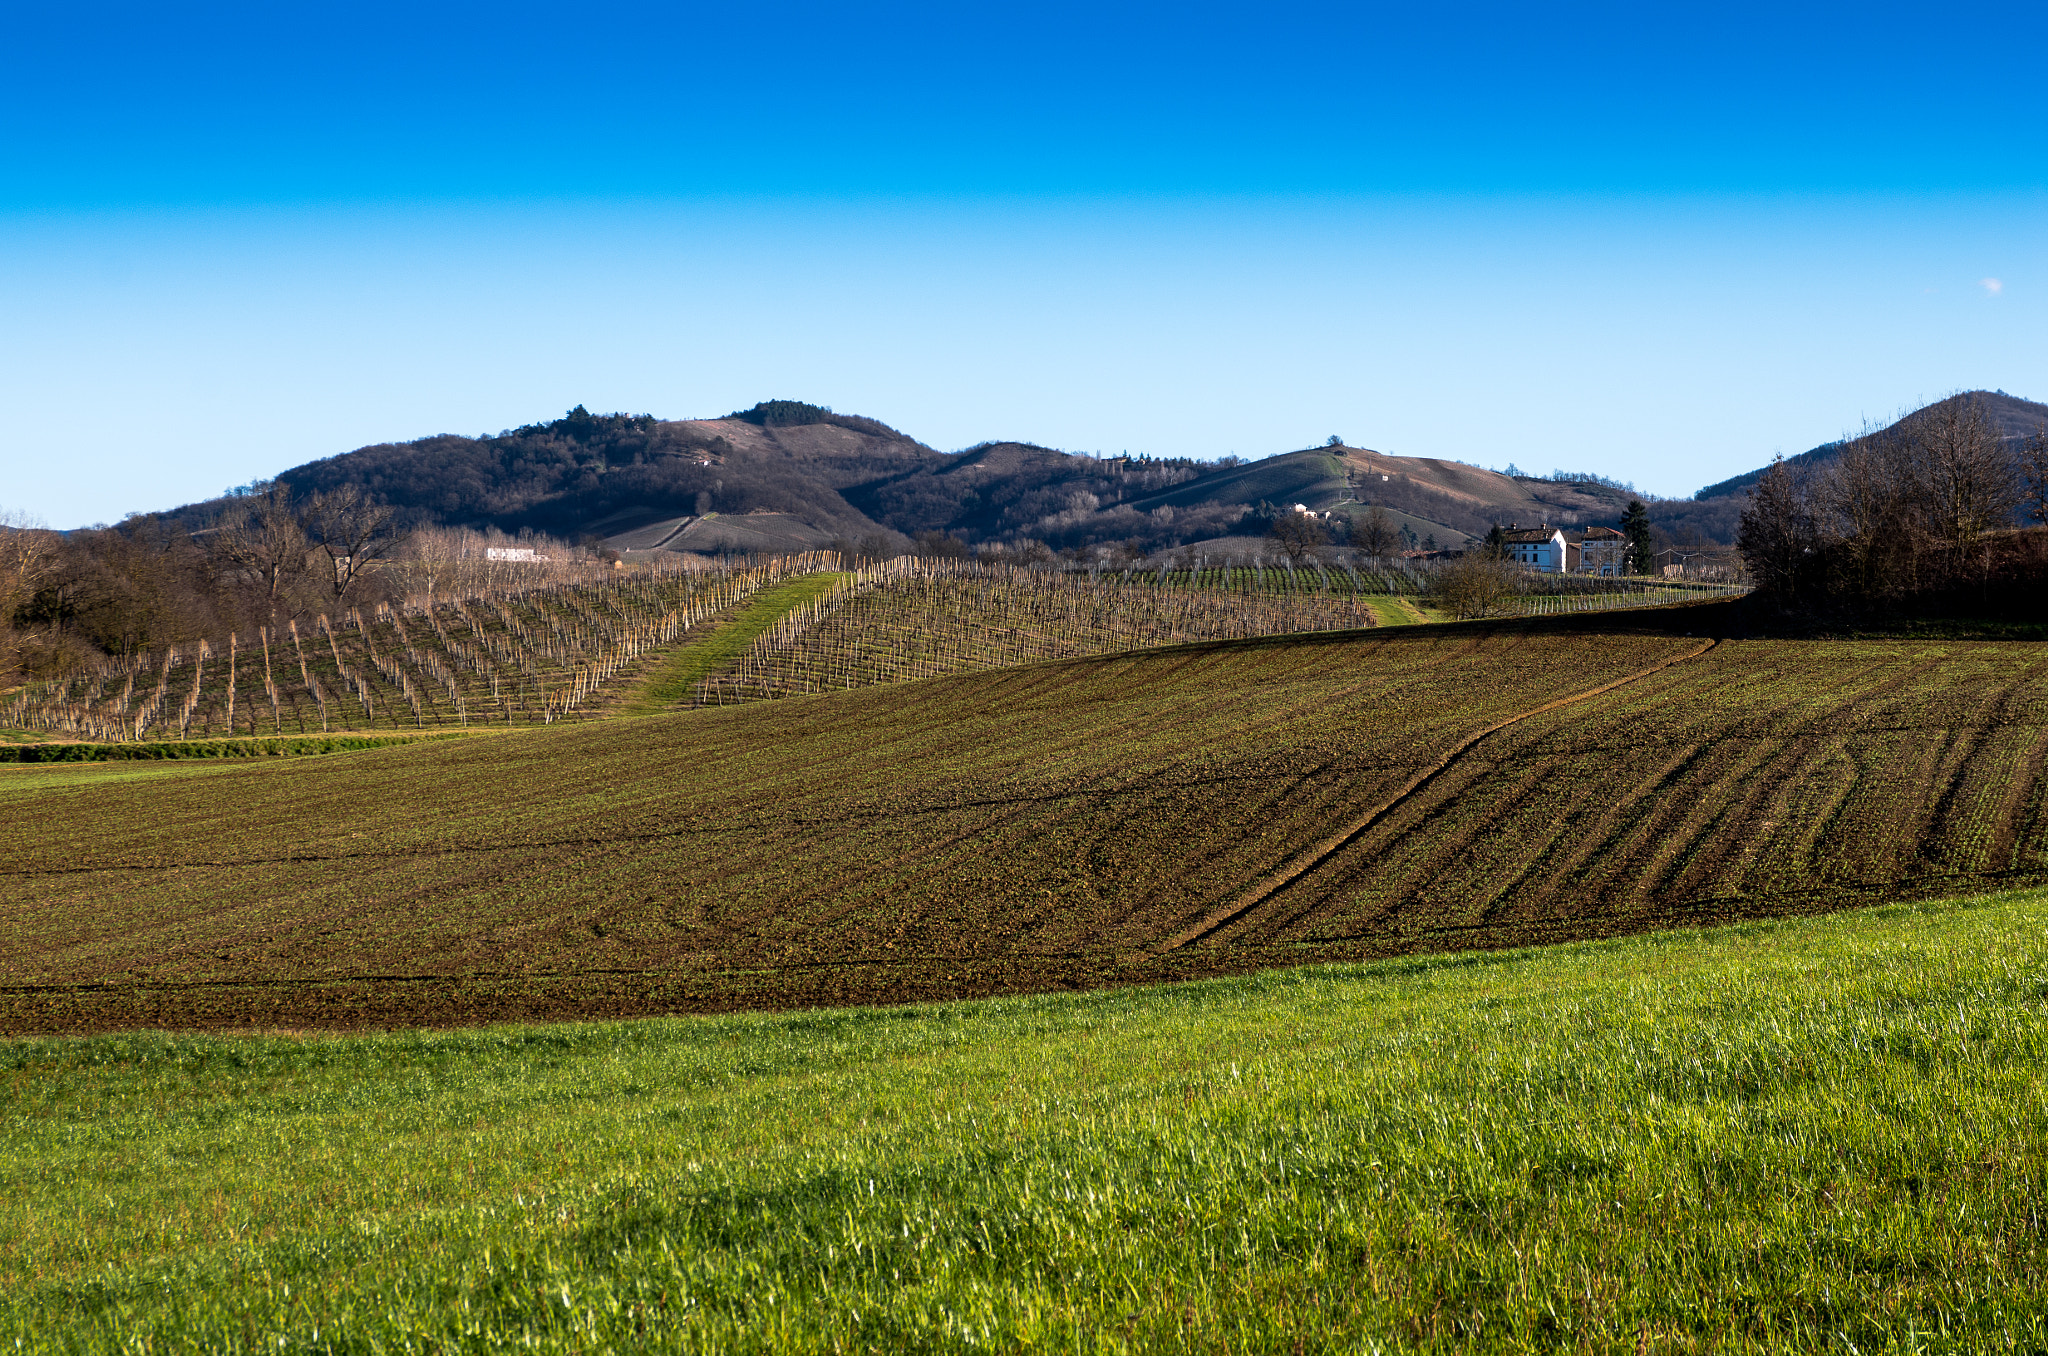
left=1255, top=595, right=2044, bottom=650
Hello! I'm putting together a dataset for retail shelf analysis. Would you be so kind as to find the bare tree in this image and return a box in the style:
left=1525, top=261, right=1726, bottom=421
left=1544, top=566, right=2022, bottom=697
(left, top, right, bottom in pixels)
left=1905, top=394, right=2019, bottom=561
left=1352, top=506, right=1399, bottom=559
left=386, top=525, right=584, bottom=602
left=386, top=525, right=459, bottom=602
left=1428, top=554, right=1522, bottom=619
left=913, top=530, right=969, bottom=559
left=1269, top=512, right=1329, bottom=564
left=0, top=509, right=60, bottom=682
left=2018, top=425, right=2048, bottom=528
left=1815, top=425, right=1923, bottom=599
left=1737, top=456, right=1820, bottom=599
left=303, top=484, right=395, bottom=603
left=209, top=482, right=312, bottom=623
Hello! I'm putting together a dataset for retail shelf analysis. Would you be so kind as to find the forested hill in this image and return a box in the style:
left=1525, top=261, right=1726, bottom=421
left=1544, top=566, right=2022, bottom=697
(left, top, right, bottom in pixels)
left=265, top=402, right=931, bottom=551
left=1691, top=390, right=2048, bottom=502
left=234, top=401, right=1259, bottom=556
left=161, top=392, right=2019, bottom=557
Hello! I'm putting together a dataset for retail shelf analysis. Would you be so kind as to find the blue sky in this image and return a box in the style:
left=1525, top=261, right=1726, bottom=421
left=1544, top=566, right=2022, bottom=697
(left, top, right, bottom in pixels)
left=4, top=2, right=2044, bottom=526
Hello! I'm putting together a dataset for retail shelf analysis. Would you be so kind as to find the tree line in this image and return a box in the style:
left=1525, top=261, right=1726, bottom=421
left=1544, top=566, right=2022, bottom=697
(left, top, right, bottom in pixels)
left=1738, top=394, right=2048, bottom=613
left=0, top=486, right=597, bottom=687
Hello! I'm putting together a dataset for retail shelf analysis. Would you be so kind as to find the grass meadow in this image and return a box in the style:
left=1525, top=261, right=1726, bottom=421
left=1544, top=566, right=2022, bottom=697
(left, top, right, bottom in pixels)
left=6, top=888, right=2046, bottom=1352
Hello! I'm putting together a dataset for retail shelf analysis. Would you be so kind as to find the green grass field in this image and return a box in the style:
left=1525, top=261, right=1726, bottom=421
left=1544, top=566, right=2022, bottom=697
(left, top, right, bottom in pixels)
left=0, top=731, right=470, bottom=763
left=0, top=758, right=243, bottom=800
left=1367, top=594, right=1440, bottom=626
left=5, top=887, right=2044, bottom=1352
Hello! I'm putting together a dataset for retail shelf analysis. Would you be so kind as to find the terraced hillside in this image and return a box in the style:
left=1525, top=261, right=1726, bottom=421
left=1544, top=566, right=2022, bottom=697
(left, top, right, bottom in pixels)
left=4, top=605, right=2045, bottom=1032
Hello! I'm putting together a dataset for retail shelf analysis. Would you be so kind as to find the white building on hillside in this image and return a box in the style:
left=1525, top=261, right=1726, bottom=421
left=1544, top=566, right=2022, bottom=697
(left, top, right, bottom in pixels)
left=1578, top=526, right=1627, bottom=575
left=1500, top=524, right=1569, bottom=573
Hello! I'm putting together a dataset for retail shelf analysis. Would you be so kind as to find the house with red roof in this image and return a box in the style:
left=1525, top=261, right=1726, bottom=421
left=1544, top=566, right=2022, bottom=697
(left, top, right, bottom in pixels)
left=1500, top=524, right=1568, bottom=572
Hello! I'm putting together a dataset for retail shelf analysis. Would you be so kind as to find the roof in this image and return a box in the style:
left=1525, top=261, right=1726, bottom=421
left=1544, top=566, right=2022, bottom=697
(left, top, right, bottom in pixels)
left=1500, top=527, right=1561, bottom=544
left=1581, top=526, right=1626, bottom=540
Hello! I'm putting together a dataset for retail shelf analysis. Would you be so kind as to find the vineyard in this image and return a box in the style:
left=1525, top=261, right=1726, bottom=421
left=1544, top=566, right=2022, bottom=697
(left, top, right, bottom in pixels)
left=0, top=554, right=833, bottom=741
left=699, top=557, right=1379, bottom=703
left=698, top=559, right=1737, bottom=704
left=1, top=554, right=1738, bottom=736
left=5, top=610, right=2044, bottom=1033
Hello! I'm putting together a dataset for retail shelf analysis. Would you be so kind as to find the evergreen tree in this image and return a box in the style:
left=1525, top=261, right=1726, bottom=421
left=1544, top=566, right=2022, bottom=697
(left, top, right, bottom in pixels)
left=1621, top=499, right=1654, bottom=575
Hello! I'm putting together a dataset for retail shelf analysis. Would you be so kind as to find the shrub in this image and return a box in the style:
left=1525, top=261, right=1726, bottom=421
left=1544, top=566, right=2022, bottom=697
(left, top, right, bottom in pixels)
left=1428, top=554, right=1524, bottom=618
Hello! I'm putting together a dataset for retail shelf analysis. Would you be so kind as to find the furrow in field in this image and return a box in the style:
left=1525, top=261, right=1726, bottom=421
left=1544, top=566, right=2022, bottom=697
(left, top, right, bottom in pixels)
left=1469, top=739, right=1725, bottom=928
left=1242, top=756, right=1552, bottom=945
left=1994, top=716, right=2048, bottom=875
left=1156, top=638, right=1716, bottom=950
left=13, top=619, right=2048, bottom=1034
left=1914, top=655, right=2048, bottom=875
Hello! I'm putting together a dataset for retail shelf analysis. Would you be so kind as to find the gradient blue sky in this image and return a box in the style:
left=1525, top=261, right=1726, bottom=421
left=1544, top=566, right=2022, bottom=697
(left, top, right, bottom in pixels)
left=4, top=1, right=2044, bottom=526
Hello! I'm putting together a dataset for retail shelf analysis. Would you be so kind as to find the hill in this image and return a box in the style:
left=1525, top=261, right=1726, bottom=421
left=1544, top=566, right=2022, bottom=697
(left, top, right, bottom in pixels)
left=1691, top=389, right=2048, bottom=502
left=155, top=402, right=1711, bottom=561
left=5, top=604, right=2044, bottom=1033
left=224, top=403, right=1261, bottom=558
left=1298, top=447, right=1654, bottom=548
left=134, top=387, right=2045, bottom=568
left=268, top=402, right=933, bottom=555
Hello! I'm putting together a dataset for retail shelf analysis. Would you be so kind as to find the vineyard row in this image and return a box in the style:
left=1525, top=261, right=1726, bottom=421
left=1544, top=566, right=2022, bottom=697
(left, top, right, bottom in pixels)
left=706, top=558, right=1366, bottom=704
left=3, top=554, right=835, bottom=741
left=3, top=554, right=1742, bottom=737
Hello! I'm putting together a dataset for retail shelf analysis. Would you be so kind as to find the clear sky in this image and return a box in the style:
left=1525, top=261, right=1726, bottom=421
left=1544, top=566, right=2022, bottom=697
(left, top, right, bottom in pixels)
left=4, top=1, right=2044, bottom=527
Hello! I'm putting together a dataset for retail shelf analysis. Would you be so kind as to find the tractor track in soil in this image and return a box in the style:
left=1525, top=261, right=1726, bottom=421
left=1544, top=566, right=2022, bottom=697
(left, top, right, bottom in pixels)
left=1155, top=638, right=1721, bottom=951
left=11, top=623, right=2048, bottom=1036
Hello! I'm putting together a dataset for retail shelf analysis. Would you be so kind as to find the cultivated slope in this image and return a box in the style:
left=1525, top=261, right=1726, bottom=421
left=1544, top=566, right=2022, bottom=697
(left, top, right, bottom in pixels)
left=5, top=606, right=2046, bottom=1031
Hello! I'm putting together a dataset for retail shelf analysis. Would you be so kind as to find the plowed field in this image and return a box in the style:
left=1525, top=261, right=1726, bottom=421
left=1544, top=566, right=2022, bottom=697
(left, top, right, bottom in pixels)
left=5, top=606, right=2045, bottom=1033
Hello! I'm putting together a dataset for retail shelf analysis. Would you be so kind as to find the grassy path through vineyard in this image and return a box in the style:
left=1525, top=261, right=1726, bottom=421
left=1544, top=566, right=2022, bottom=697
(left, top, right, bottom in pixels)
left=616, top=571, right=852, bottom=713
left=1364, top=594, right=1437, bottom=626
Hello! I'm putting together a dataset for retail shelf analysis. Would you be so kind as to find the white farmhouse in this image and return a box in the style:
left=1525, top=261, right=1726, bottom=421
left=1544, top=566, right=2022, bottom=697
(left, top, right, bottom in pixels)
left=1500, top=524, right=1569, bottom=573
left=1577, top=525, right=1628, bottom=575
